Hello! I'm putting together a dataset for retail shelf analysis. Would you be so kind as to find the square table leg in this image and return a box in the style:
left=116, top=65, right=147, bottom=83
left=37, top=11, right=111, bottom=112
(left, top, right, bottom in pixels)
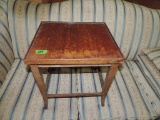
left=30, top=65, right=48, bottom=109
left=101, top=64, right=119, bottom=106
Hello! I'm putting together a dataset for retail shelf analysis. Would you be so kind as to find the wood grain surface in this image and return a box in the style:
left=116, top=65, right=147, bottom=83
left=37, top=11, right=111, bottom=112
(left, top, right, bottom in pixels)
left=24, top=22, right=124, bottom=65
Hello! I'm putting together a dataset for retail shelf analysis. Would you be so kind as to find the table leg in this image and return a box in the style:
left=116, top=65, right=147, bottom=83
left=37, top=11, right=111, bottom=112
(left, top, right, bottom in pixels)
left=30, top=65, right=48, bottom=109
left=101, top=64, right=119, bottom=106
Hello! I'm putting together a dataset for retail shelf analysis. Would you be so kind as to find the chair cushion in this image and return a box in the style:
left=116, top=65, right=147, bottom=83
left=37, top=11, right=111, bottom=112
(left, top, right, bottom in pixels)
left=0, top=59, right=78, bottom=120
left=142, top=47, right=160, bottom=71
left=77, top=62, right=160, bottom=120
left=0, top=59, right=159, bottom=119
left=137, top=54, right=160, bottom=101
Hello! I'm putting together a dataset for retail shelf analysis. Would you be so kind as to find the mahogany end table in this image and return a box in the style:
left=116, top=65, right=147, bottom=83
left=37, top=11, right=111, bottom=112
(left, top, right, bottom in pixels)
left=23, top=22, right=124, bottom=109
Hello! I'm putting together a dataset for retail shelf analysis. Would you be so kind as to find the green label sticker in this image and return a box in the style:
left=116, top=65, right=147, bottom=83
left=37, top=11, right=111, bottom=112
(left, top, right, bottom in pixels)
left=35, top=50, right=48, bottom=54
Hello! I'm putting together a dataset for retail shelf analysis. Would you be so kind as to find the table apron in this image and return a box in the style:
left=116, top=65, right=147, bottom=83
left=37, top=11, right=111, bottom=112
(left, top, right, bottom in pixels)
left=38, top=64, right=111, bottom=68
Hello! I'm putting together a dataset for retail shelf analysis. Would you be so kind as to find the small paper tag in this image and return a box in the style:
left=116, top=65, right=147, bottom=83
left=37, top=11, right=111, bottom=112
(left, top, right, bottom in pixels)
left=35, top=50, right=48, bottom=54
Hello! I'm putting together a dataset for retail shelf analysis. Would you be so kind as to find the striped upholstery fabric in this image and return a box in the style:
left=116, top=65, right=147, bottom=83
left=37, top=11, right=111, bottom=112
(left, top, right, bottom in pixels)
left=0, top=59, right=78, bottom=120
left=0, top=0, right=160, bottom=119
left=8, top=0, right=160, bottom=60
left=0, top=0, right=14, bottom=86
left=78, top=62, right=160, bottom=119
left=142, top=47, right=160, bottom=70
left=0, top=60, right=159, bottom=119
left=137, top=54, right=160, bottom=99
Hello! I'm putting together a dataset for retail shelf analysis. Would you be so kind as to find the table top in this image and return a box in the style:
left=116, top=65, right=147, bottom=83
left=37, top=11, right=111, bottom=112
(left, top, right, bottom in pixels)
left=24, top=22, right=124, bottom=65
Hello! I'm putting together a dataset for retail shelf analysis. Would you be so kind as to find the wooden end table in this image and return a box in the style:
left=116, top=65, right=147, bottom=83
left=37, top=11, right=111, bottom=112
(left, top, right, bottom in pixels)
left=23, top=22, right=124, bottom=109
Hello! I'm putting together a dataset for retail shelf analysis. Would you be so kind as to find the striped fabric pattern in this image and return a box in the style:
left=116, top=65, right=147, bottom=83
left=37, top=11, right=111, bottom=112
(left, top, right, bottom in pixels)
left=0, top=60, right=159, bottom=119
left=0, top=0, right=14, bottom=85
left=127, top=61, right=160, bottom=116
left=142, top=47, right=160, bottom=70
left=0, top=0, right=160, bottom=119
left=8, top=0, right=160, bottom=60
left=78, top=62, right=160, bottom=120
left=0, top=59, right=78, bottom=120
left=137, top=54, right=160, bottom=99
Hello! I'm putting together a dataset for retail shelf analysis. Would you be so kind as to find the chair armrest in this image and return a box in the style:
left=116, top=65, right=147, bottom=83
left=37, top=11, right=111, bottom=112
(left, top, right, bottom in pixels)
left=0, top=1, right=14, bottom=86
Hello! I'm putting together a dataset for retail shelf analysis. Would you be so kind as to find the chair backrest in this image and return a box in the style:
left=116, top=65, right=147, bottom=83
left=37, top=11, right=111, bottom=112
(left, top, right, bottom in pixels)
left=8, top=0, right=160, bottom=60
